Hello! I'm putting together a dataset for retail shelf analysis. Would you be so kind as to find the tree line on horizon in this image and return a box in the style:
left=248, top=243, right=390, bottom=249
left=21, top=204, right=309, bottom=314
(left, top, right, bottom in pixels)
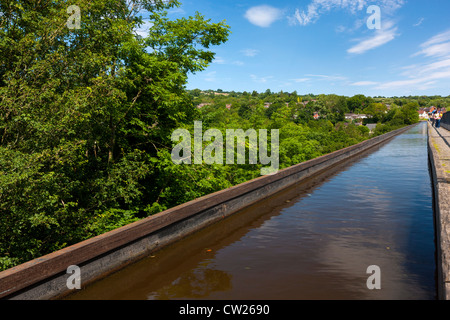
left=193, top=88, right=450, bottom=108
left=190, top=89, right=422, bottom=128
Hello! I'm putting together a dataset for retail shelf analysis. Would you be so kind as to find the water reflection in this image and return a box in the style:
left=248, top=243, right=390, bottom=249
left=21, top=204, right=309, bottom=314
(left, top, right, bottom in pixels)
left=68, top=123, right=436, bottom=300
left=148, top=268, right=232, bottom=300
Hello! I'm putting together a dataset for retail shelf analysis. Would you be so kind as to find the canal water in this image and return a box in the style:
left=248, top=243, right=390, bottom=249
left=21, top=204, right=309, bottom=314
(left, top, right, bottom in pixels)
left=68, top=122, right=436, bottom=300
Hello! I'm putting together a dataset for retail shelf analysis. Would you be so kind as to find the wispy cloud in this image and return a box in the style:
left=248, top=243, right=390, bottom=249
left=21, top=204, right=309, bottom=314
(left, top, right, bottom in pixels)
left=241, top=49, right=260, bottom=57
left=305, top=74, right=348, bottom=81
left=374, top=29, right=450, bottom=91
left=289, top=0, right=367, bottom=26
left=250, top=74, right=274, bottom=83
left=134, top=20, right=154, bottom=38
left=289, top=1, right=404, bottom=54
left=336, top=19, right=365, bottom=33
left=213, top=56, right=245, bottom=67
left=288, top=0, right=404, bottom=27
left=244, top=5, right=282, bottom=28
left=291, top=78, right=311, bottom=83
left=351, top=81, right=379, bottom=86
left=168, top=7, right=186, bottom=15
left=213, top=56, right=226, bottom=64
left=413, top=17, right=424, bottom=27
left=204, top=71, right=217, bottom=82
left=289, top=74, right=347, bottom=85
left=347, top=20, right=399, bottom=54
left=415, top=29, right=450, bottom=58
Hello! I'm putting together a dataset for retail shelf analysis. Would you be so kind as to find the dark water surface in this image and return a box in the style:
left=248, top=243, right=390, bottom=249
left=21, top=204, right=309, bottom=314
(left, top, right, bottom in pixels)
left=68, top=122, right=436, bottom=300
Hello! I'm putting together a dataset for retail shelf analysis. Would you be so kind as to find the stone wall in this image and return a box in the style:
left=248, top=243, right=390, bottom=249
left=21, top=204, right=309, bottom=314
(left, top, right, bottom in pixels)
left=427, top=122, right=450, bottom=300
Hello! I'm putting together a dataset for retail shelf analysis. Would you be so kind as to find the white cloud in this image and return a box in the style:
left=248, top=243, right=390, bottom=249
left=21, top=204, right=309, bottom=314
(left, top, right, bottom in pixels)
left=213, top=56, right=245, bottom=67
left=376, top=78, right=434, bottom=90
left=241, top=49, right=260, bottom=57
left=289, top=0, right=404, bottom=26
left=289, top=0, right=365, bottom=26
left=135, top=20, right=154, bottom=38
left=204, top=71, right=217, bottom=82
left=381, top=0, right=405, bottom=14
left=417, top=58, right=450, bottom=75
left=288, top=6, right=317, bottom=26
left=278, top=81, right=293, bottom=88
left=347, top=20, right=398, bottom=54
left=336, top=25, right=347, bottom=33
left=336, top=19, right=365, bottom=33
left=374, top=29, right=450, bottom=91
left=418, top=42, right=450, bottom=58
left=291, top=78, right=311, bottom=83
left=305, top=74, right=347, bottom=81
left=250, top=74, right=274, bottom=83
left=244, top=5, right=282, bottom=28
left=413, top=17, right=424, bottom=27
left=351, top=81, right=379, bottom=86
left=421, top=29, right=450, bottom=47
left=213, top=56, right=226, bottom=64
left=168, top=7, right=186, bottom=15
left=415, top=29, right=450, bottom=58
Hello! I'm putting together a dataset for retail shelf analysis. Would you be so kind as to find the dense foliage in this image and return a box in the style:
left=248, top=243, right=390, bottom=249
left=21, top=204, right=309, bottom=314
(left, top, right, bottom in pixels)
left=0, top=0, right=428, bottom=271
left=0, top=0, right=231, bottom=270
left=191, top=91, right=423, bottom=169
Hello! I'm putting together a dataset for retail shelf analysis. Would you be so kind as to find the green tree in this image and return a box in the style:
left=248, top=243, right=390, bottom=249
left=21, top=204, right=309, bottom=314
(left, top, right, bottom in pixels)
left=347, top=94, right=373, bottom=112
left=399, top=102, right=420, bottom=125
left=364, top=102, right=387, bottom=122
left=0, top=0, right=230, bottom=270
left=265, top=100, right=285, bottom=119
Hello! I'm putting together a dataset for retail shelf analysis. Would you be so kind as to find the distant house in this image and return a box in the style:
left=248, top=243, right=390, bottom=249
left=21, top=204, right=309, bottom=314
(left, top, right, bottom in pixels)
left=345, top=113, right=369, bottom=121
left=196, top=103, right=212, bottom=109
left=313, top=112, right=320, bottom=119
left=345, top=113, right=354, bottom=120
left=301, top=99, right=317, bottom=106
left=226, top=104, right=232, bottom=110
left=418, top=109, right=429, bottom=120
left=366, top=124, right=377, bottom=133
left=429, top=106, right=437, bottom=114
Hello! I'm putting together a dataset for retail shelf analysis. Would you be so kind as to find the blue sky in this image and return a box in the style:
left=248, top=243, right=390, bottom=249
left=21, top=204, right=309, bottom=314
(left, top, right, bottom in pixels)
left=161, top=0, right=450, bottom=97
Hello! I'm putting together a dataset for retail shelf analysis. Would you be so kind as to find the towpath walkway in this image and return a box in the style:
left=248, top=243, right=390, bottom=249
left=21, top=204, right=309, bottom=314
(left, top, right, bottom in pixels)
left=428, top=121, right=450, bottom=299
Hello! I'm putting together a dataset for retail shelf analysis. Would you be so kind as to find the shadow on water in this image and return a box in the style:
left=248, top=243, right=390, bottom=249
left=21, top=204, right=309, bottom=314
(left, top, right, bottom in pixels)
left=68, top=122, right=436, bottom=300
